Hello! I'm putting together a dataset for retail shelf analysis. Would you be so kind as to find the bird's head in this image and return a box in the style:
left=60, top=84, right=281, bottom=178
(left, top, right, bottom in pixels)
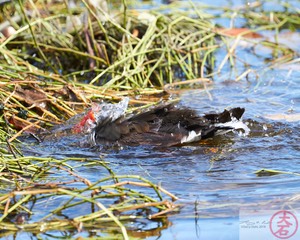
left=72, top=97, right=129, bottom=134
left=72, top=104, right=102, bottom=134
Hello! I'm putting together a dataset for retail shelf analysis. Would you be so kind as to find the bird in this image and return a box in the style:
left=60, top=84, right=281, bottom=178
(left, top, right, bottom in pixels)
left=71, top=98, right=249, bottom=147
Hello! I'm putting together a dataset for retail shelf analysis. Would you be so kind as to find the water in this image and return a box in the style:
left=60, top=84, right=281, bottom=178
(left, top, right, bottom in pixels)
left=8, top=0, right=300, bottom=239
left=20, top=64, right=299, bottom=239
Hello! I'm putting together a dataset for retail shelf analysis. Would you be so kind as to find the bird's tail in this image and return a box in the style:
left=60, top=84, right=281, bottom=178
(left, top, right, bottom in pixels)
left=181, top=107, right=249, bottom=144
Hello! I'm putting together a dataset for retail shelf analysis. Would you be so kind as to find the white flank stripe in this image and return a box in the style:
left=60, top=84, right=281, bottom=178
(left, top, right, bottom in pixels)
left=181, top=130, right=202, bottom=144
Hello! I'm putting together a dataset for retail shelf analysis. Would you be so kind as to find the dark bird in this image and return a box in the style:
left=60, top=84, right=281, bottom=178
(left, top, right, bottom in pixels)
left=72, top=98, right=249, bottom=147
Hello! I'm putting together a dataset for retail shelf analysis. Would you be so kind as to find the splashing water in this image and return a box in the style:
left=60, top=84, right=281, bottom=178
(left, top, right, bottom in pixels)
left=73, top=97, right=129, bottom=134
left=94, top=97, right=129, bottom=123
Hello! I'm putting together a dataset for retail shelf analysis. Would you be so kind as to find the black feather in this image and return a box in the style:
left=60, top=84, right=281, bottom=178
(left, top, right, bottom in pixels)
left=92, top=103, right=246, bottom=146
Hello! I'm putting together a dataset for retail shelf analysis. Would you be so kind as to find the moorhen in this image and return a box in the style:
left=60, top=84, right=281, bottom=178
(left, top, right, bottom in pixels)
left=72, top=98, right=249, bottom=147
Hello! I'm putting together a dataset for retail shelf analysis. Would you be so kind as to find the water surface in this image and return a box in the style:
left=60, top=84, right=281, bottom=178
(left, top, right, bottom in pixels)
left=17, top=0, right=300, bottom=239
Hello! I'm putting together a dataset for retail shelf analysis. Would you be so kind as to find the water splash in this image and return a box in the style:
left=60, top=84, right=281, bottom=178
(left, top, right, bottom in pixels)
left=94, top=97, right=129, bottom=123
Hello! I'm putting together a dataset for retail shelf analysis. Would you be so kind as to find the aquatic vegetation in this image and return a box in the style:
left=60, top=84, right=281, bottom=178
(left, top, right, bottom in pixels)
left=0, top=156, right=177, bottom=239
left=0, top=0, right=299, bottom=238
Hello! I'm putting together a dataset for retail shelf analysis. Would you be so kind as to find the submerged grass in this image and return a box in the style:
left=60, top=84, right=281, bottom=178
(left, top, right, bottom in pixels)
left=0, top=155, right=178, bottom=239
left=0, top=0, right=299, bottom=238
